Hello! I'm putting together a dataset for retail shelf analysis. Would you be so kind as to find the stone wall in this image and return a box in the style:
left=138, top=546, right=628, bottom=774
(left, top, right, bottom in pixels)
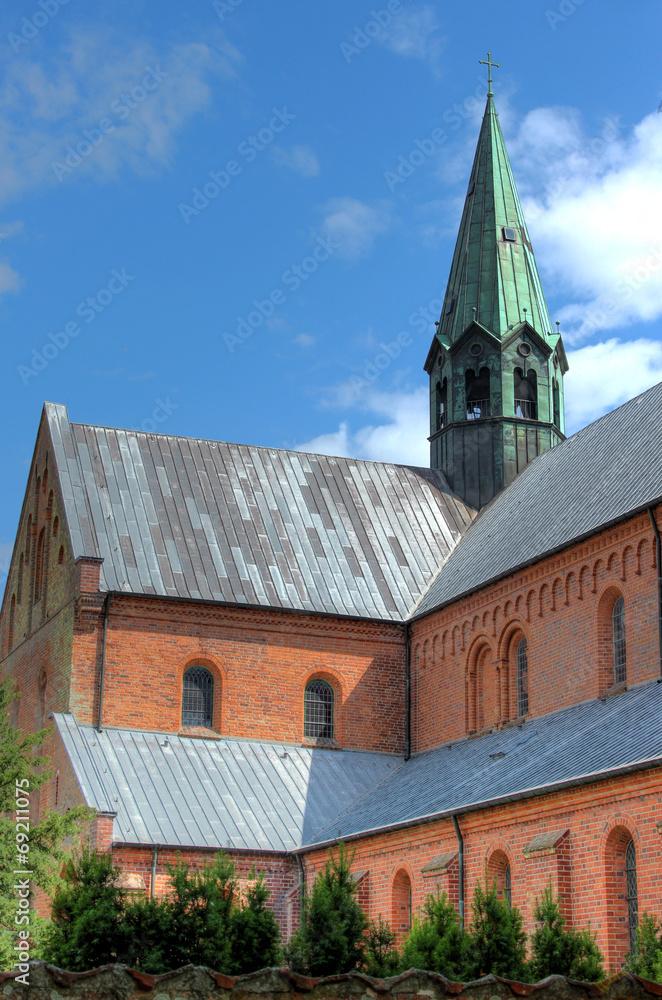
left=3, top=964, right=662, bottom=1000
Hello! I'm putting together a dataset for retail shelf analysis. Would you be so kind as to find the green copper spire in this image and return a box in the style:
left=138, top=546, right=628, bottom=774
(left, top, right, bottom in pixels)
left=426, top=75, right=568, bottom=510
left=438, top=92, right=554, bottom=345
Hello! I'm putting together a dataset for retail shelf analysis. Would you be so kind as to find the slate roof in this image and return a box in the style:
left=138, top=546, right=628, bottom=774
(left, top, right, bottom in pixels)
left=53, top=714, right=399, bottom=852
left=55, top=680, right=662, bottom=853
left=310, top=679, right=662, bottom=846
left=414, top=381, right=662, bottom=617
left=46, top=403, right=474, bottom=622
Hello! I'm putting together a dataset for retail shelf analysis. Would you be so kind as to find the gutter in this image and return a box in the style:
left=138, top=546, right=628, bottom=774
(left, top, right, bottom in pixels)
left=97, top=594, right=112, bottom=732
left=295, top=853, right=306, bottom=920
left=404, top=622, right=411, bottom=761
left=150, top=845, right=159, bottom=900
left=647, top=506, right=662, bottom=680
left=451, top=815, right=464, bottom=932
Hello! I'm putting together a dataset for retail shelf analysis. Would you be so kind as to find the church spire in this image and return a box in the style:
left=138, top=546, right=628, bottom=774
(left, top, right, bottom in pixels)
left=426, top=66, right=568, bottom=510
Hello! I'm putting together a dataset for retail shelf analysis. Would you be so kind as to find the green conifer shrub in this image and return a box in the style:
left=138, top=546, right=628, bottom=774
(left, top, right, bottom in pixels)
left=529, top=883, right=603, bottom=982
left=463, top=874, right=527, bottom=982
left=229, top=869, right=282, bottom=973
left=284, top=843, right=367, bottom=976
left=362, top=915, right=400, bottom=978
left=626, top=912, right=662, bottom=983
left=400, top=888, right=464, bottom=980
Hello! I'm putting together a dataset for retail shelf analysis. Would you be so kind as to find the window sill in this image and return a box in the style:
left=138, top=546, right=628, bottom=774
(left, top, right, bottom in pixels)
left=301, top=736, right=342, bottom=751
left=178, top=726, right=223, bottom=740
left=599, top=681, right=627, bottom=701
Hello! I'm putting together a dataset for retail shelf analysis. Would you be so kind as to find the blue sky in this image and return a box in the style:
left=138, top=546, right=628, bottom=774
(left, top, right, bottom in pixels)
left=1, top=0, right=662, bottom=590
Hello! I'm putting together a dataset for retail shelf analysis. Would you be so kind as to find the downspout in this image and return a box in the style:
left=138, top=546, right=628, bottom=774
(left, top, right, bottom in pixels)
left=150, top=845, right=159, bottom=900
left=452, top=814, right=465, bottom=933
left=647, top=506, right=662, bottom=680
left=97, top=594, right=111, bottom=732
left=405, top=622, right=411, bottom=761
left=296, top=853, right=305, bottom=921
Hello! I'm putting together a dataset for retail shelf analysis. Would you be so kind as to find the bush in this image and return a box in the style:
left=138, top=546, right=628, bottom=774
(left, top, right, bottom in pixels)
left=463, top=874, right=527, bottom=982
left=626, top=912, right=662, bottom=983
left=401, top=888, right=464, bottom=980
left=363, top=915, right=400, bottom=978
left=284, top=843, right=367, bottom=976
left=529, top=883, right=603, bottom=982
left=229, top=870, right=282, bottom=974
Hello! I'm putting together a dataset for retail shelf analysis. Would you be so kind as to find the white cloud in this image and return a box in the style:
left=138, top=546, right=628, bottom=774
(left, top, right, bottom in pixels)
left=271, top=144, right=320, bottom=177
left=0, top=260, right=22, bottom=297
left=319, top=197, right=392, bottom=259
left=378, top=6, right=445, bottom=64
left=0, top=31, right=239, bottom=202
left=507, top=105, right=662, bottom=343
left=293, top=333, right=315, bottom=348
left=296, top=387, right=429, bottom=465
left=565, top=338, right=662, bottom=432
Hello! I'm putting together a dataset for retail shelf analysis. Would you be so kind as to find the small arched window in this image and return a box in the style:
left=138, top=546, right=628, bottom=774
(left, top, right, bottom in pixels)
left=17, top=554, right=24, bottom=604
left=52, top=516, right=59, bottom=538
left=516, top=638, right=529, bottom=717
left=466, top=367, right=490, bottom=420
left=552, top=379, right=561, bottom=428
left=34, top=529, right=45, bottom=603
left=304, top=679, right=334, bottom=739
left=58, top=546, right=64, bottom=566
left=514, top=367, right=538, bottom=419
left=626, top=839, right=638, bottom=951
left=435, top=378, right=447, bottom=431
left=182, top=666, right=214, bottom=727
left=8, top=594, right=16, bottom=650
left=613, top=597, right=626, bottom=685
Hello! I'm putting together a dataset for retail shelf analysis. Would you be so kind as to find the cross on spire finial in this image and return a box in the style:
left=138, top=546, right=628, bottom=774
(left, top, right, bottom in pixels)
left=479, top=51, right=500, bottom=96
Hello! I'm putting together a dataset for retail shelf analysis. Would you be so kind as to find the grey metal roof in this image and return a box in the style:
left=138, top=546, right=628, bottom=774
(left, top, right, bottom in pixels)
left=53, top=714, right=399, bottom=852
left=414, top=382, right=662, bottom=617
left=45, top=403, right=474, bottom=621
left=309, top=679, right=662, bottom=845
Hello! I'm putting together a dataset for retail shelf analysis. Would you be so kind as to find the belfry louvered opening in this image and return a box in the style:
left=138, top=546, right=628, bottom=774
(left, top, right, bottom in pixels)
left=304, top=679, right=334, bottom=739
left=182, top=666, right=214, bottom=728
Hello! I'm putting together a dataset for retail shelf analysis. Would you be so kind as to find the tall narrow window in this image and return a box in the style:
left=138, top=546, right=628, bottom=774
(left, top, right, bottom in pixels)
left=304, top=679, right=334, bottom=738
left=466, top=367, right=490, bottom=420
left=626, top=839, right=638, bottom=951
left=504, top=863, right=512, bottom=909
left=553, top=379, right=561, bottom=428
left=516, top=638, right=529, bottom=717
left=34, top=529, right=45, bottom=603
left=613, top=597, right=626, bottom=685
left=514, top=367, right=538, bottom=419
left=17, top=554, right=24, bottom=604
left=8, top=595, right=16, bottom=651
left=182, top=666, right=214, bottom=727
left=435, top=378, right=447, bottom=431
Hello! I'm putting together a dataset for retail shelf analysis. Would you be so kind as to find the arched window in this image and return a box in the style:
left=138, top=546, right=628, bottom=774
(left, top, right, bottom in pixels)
left=626, top=839, right=638, bottom=951
left=488, top=849, right=512, bottom=908
left=392, top=869, right=412, bottom=937
left=435, top=378, right=447, bottom=431
left=26, top=516, right=32, bottom=561
left=516, top=638, right=529, bottom=717
left=17, top=554, right=24, bottom=604
left=182, top=666, right=214, bottom=727
left=613, top=597, right=626, bottom=685
left=514, top=367, right=538, bottom=419
left=505, top=863, right=512, bottom=909
left=34, top=529, right=45, bottom=603
left=8, top=595, right=15, bottom=650
left=304, top=679, right=334, bottom=738
left=466, top=367, right=490, bottom=420
left=58, top=546, right=64, bottom=566
left=52, top=516, right=59, bottom=538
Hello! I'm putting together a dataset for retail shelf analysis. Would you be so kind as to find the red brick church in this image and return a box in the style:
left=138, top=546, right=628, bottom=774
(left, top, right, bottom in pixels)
left=2, top=86, right=662, bottom=971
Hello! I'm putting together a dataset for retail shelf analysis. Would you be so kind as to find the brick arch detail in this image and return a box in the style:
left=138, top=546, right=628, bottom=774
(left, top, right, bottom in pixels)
left=621, top=545, right=633, bottom=582
left=636, top=537, right=649, bottom=575
left=601, top=815, right=641, bottom=967
left=578, top=564, right=591, bottom=600
left=564, top=570, right=576, bottom=606
left=595, top=585, right=626, bottom=693
left=391, top=864, right=414, bottom=942
left=465, top=633, right=496, bottom=733
left=178, top=656, right=227, bottom=734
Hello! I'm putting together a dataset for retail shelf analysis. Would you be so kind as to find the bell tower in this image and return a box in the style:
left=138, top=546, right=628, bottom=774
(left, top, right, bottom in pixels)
left=425, top=56, right=568, bottom=509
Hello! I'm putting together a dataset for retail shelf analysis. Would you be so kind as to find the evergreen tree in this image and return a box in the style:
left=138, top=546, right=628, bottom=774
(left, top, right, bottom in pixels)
left=400, top=888, right=464, bottom=980
left=463, top=874, right=527, bottom=982
left=284, top=843, right=367, bottom=976
left=43, top=846, right=128, bottom=971
left=0, top=679, right=93, bottom=969
left=626, top=912, right=662, bottom=983
left=363, top=915, right=400, bottom=978
left=529, top=883, right=603, bottom=982
left=229, top=870, right=282, bottom=973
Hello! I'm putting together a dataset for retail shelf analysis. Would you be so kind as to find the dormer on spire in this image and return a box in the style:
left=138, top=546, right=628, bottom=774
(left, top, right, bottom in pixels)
left=424, top=75, right=568, bottom=509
